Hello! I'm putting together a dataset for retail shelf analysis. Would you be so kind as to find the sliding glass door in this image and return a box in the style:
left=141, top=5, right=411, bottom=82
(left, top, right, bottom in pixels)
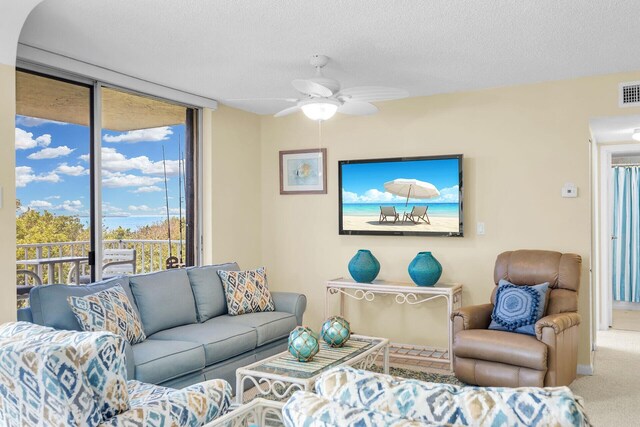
left=15, top=70, right=95, bottom=293
left=15, top=70, right=198, bottom=306
left=100, top=87, right=196, bottom=276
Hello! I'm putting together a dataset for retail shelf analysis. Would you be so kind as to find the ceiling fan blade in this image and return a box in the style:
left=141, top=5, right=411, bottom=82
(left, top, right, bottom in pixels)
left=225, top=97, right=298, bottom=102
left=274, top=106, right=301, bottom=117
left=338, top=101, right=378, bottom=116
left=337, top=86, right=409, bottom=103
left=292, top=79, right=333, bottom=97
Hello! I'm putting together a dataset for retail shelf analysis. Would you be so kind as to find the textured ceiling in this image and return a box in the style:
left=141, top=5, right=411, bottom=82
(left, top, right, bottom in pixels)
left=18, top=0, right=640, bottom=115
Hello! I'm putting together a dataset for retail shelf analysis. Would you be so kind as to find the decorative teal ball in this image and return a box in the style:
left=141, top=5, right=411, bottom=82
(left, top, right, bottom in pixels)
left=320, top=316, right=351, bottom=347
left=408, top=251, right=442, bottom=286
left=348, top=249, right=380, bottom=283
left=288, top=326, right=319, bottom=362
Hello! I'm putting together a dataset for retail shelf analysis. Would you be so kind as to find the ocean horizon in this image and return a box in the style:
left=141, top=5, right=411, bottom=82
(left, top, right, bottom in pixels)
left=342, top=202, right=459, bottom=217
left=78, top=215, right=180, bottom=230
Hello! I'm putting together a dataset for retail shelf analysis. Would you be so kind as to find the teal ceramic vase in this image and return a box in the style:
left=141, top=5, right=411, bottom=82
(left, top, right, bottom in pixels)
left=320, top=316, right=351, bottom=347
left=408, top=251, right=442, bottom=286
left=348, top=250, right=380, bottom=283
left=288, top=326, right=319, bottom=362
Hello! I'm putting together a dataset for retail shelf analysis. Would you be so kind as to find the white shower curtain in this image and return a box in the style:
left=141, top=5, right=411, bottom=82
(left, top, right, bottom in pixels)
left=612, top=166, right=640, bottom=302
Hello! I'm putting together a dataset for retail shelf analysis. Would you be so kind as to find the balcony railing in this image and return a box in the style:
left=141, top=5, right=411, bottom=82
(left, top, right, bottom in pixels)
left=16, top=239, right=186, bottom=284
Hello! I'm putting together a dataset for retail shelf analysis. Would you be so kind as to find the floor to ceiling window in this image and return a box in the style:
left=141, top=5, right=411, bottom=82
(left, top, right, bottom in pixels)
left=15, top=70, right=199, bottom=306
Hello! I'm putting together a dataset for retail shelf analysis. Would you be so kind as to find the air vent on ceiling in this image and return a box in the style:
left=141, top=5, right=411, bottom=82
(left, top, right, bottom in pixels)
left=619, top=81, right=640, bottom=107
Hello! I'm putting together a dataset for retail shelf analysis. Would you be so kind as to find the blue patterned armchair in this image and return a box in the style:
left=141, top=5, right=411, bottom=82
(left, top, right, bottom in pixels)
left=0, top=322, right=231, bottom=426
left=283, top=366, right=590, bottom=427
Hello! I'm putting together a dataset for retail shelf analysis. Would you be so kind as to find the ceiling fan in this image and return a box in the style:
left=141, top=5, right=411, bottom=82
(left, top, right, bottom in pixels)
left=263, top=55, right=409, bottom=121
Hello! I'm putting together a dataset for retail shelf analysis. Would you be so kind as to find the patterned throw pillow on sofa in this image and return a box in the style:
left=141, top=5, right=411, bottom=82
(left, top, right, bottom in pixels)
left=489, top=279, right=549, bottom=336
left=217, top=267, right=275, bottom=316
left=68, top=285, right=146, bottom=344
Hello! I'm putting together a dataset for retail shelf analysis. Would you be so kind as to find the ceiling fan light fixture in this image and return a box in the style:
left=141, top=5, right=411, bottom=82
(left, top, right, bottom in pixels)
left=633, top=128, right=640, bottom=142
left=300, top=99, right=340, bottom=121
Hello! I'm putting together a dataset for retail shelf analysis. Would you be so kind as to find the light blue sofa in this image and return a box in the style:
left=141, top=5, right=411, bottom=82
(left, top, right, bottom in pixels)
left=17, top=263, right=307, bottom=391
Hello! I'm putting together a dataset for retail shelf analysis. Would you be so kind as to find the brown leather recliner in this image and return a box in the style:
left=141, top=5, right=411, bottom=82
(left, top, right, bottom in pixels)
left=451, top=250, right=581, bottom=388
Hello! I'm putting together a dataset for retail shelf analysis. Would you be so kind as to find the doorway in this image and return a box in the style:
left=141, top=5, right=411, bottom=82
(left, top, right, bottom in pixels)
left=591, top=115, right=640, bottom=333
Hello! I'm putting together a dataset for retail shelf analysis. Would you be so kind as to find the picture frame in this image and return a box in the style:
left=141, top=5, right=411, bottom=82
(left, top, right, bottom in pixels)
left=279, top=148, right=327, bottom=195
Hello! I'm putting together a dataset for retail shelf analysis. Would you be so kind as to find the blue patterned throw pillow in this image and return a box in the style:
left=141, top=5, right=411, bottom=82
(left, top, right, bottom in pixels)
left=489, top=280, right=549, bottom=336
left=217, top=267, right=275, bottom=316
left=68, top=285, right=146, bottom=344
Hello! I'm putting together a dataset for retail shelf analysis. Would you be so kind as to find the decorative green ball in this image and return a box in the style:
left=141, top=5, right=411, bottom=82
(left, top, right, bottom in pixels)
left=320, top=316, right=351, bottom=347
left=288, top=326, right=320, bottom=362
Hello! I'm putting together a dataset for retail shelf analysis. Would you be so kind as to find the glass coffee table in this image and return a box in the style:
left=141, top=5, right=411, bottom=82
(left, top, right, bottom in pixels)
left=235, top=334, right=389, bottom=404
left=206, top=398, right=285, bottom=427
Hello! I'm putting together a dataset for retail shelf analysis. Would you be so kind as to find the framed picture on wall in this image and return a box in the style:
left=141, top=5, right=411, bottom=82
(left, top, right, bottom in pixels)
left=279, top=148, right=327, bottom=195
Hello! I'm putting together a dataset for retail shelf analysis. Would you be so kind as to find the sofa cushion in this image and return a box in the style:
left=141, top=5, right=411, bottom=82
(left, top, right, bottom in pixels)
left=149, top=319, right=257, bottom=365
left=68, top=285, right=146, bottom=344
left=129, top=269, right=197, bottom=336
left=311, top=366, right=589, bottom=427
left=29, top=276, right=133, bottom=331
left=187, top=263, right=239, bottom=322
left=132, top=338, right=205, bottom=384
left=453, top=329, right=548, bottom=371
left=217, top=267, right=275, bottom=316
left=216, top=312, right=297, bottom=346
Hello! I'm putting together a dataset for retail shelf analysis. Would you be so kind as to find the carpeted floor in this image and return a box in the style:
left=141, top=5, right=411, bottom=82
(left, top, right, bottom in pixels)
left=367, top=364, right=464, bottom=386
left=570, top=329, right=640, bottom=426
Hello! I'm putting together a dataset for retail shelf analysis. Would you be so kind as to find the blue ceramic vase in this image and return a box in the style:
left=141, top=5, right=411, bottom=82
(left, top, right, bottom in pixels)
left=348, top=250, right=380, bottom=283
left=320, top=316, right=351, bottom=347
left=288, top=326, right=319, bottom=362
left=408, top=251, right=442, bottom=286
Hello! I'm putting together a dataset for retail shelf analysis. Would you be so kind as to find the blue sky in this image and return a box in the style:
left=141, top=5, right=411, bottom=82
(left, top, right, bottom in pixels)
left=15, top=115, right=185, bottom=222
left=342, top=158, right=460, bottom=204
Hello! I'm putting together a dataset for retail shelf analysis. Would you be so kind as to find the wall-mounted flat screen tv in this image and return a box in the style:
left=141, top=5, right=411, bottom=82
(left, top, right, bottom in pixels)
left=339, top=154, right=463, bottom=236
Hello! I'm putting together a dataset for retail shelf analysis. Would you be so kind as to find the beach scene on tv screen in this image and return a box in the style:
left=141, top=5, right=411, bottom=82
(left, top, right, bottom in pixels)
left=341, top=157, right=460, bottom=233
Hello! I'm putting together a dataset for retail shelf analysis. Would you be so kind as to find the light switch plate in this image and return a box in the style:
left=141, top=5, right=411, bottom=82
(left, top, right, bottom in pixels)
left=477, top=222, right=485, bottom=235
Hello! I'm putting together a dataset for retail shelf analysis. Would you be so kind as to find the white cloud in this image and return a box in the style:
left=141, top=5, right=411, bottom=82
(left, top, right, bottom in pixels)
left=28, top=146, right=75, bottom=160
left=45, top=195, right=61, bottom=200
left=16, top=116, right=68, bottom=127
left=429, top=185, right=459, bottom=203
left=103, top=126, right=173, bottom=143
left=128, top=204, right=154, bottom=212
left=102, top=202, right=129, bottom=217
left=56, top=163, right=89, bottom=176
left=58, top=200, right=83, bottom=213
left=82, top=147, right=179, bottom=176
left=342, top=188, right=400, bottom=203
left=28, top=200, right=53, bottom=209
left=15, top=166, right=61, bottom=187
left=15, top=128, right=52, bottom=150
left=342, top=186, right=459, bottom=204
left=102, top=171, right=164, bottom=188
left=132, top=185, right=162, bottom=193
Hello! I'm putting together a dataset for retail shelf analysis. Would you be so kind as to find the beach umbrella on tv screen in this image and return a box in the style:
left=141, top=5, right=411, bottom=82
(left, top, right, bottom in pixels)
left=384, top=179, right=440, bottom=206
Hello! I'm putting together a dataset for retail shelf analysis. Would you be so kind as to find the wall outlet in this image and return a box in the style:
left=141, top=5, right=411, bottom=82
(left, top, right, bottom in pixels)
left=477, top=222, right=485, bottom=235
left=562, top=183, right=578, bottom=198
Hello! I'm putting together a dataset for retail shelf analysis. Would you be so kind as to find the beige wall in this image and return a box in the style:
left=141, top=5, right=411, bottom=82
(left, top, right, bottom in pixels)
left=204, top=105, right=262, bottom=268
left=0, top=64, right=17, bottom=323
left=259, top=71, right=640, bottom=368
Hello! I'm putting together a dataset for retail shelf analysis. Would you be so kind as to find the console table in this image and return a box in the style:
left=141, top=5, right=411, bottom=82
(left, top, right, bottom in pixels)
left=325, top=278, right=462, bottom=371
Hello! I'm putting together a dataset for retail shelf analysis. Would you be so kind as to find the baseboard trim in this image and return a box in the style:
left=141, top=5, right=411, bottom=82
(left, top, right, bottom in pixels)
left=577, top=364, right=593, bottom=375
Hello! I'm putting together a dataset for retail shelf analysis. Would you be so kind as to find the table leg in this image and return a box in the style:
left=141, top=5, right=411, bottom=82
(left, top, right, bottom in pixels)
left=447, top=294, right=454, bottom=372
left=383, top=344, right=390, bottom=375
left=236, top=372, right=245, bottom=404
left=324, top=288, right=329, bottom=319
left=339, top=292, right=345, bottom=317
